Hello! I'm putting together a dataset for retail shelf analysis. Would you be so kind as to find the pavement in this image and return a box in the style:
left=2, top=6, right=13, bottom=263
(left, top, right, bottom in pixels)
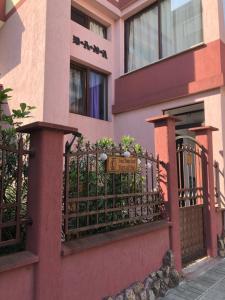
left=161, top=257, right=225, bottom=300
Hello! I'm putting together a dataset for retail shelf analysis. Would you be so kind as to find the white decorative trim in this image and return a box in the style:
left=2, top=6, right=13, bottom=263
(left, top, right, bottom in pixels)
left=0, top=20, right=5, bottom=29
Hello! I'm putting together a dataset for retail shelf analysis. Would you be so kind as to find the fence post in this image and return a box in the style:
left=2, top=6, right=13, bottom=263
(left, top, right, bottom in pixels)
left=146, top=115, right=182, bottom=271
left=18, top=122, right=77, bottom=300
left=190, top=126, right=218, bottom=257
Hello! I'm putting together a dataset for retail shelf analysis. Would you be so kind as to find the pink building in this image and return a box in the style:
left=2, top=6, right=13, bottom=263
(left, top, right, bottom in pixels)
left=0, top=0, right=224, bottom=176
left=0, top=0, right=224, bottom=145
left=0, top=0, right=225, bottom=299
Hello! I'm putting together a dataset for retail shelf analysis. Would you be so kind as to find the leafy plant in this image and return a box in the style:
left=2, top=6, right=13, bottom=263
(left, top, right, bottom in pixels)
left=64, top=135, right=163, bottom=240
left=0, top=87, right=35, bottom=255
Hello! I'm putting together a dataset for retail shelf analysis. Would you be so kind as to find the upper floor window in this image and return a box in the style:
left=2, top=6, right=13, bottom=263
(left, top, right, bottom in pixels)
left=71, top=7, right=107, bottom=39
left=125, top=0, right=203, bottom=73
left=70, top=64, right=108, bottom=121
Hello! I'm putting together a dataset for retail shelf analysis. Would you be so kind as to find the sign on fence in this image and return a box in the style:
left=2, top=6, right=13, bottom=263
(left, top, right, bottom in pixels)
left=106, top=156, right=138, bottom=173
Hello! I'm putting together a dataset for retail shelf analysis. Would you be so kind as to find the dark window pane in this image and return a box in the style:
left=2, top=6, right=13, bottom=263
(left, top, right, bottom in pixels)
left=164, top=103, right=204, bottom=136
left=71, top=7, right=107, bottom=39
left=70, top=66, right=86, bottom=115
left=88, top=71, right=108, bottom=121
left=71, top=7, right=87, bottom=28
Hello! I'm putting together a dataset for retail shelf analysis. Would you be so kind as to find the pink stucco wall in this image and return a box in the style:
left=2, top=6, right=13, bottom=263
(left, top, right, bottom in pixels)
left=62, top=226, right=170, bottom=300
left=114, top=90, right=225, bottom=208
left=0, top=0, right=47, bottom=122
left=0, top=0, right=223, bottom=144
left=42, top=0, right=115, bottom=140
left=0, top=266, right=34, bottom=300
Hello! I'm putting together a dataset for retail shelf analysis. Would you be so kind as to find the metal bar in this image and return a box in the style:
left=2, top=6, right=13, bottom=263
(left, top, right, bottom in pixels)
left=15, top=137, right=23, bottom=241
left=0, top=239, right=18, bottom=247
left=66, top=212, right=163, bottom=234
left=67, top=191, right=161, bottom=203
left=0, top=144, right=31, bottom=155
left=95, top=147, right=99, bottom=225
left=76, top=154, right=80, bottom=236
left=86, top=147, right=90, bottom=227
left=0, top=149, right=5, bottom=242
left=63, top=149, right=70, bottom=238
left=64, top=200, right=163, bottom=219
left=0, top=217, right=31, bottom=229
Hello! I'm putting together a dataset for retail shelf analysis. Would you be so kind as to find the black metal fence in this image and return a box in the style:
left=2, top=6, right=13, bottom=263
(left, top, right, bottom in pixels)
left=0, top=136, right=31, bottom=251
left=63, top=141, right=166, bottom=241
left=176, top=139, right=205, bottom=207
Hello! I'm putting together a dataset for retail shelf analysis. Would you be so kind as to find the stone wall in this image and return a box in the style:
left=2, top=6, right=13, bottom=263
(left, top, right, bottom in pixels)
left=104, top=250, right=180, bottom=300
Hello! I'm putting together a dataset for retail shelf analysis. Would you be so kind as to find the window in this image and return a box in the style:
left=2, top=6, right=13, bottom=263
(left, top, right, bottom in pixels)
left=70, top=64, right=108, bottom=121
left=125, top=0, right=203, bottom=72
left=164, top=102, right=204, bottom=136
left=71, top=7, right=107, bottom=39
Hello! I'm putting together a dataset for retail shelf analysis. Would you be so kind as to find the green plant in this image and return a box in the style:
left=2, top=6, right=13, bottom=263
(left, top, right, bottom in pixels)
left=65, top=135, right=160, bottom=239
left=0, top=87, right=35, bottom=255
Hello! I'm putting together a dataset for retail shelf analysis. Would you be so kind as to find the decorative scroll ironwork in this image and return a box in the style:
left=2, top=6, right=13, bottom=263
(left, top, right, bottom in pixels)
left=176, top=136, right=206, bottom=265
left=63, top=140, right=166, bottom=240
left=0, top=135, right=31, bottom=250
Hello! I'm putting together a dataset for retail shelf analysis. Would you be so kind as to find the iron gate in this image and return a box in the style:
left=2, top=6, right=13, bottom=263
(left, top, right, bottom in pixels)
left=176, top=136, right=207, bottom=266
left=63, top=138, right=166, bottom=241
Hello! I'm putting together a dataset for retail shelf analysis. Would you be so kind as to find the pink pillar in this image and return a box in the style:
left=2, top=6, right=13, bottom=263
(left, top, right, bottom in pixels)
left=190, top=126, right=218, bottom=257
left=0, top=0, right=5, bottom=21
left=146, top=115, right=182, bottom=271
left=18, top=122, right=77, bottom=300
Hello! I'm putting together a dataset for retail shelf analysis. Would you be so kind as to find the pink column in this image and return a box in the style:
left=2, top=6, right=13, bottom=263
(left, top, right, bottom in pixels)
left=18, top=122, right=77, bottom=300
left=190, top=126, right=218, bottom=257
left=0, top=0, right=5, bottom=21
left=146, top=115, right=182, bottom=271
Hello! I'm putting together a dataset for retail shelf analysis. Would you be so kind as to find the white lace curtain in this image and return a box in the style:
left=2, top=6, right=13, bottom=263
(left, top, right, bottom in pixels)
left=127, top=6, right=158, bottom=72
left=69, top=68, right=84, bottom=114
left=126, top=0, right=203, bottom=72
left=90, top=20, right=105, bottom=38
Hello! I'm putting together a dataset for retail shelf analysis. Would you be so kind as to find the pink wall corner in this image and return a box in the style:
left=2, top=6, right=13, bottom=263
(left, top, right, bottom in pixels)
left=202, top=0, right=220, bottom=44
left=42, top=0, right=71, bottom=126
left=0, top=0, right=47, bottom=123
left=0, top=266, right=34, bottom=300
left=43, top=0, right=117, bottom=131
left=70, top=22, right=113, bottom=73
left=62, top=228, right=170, bottom=300
left=68, top=113, right=113, bottom=143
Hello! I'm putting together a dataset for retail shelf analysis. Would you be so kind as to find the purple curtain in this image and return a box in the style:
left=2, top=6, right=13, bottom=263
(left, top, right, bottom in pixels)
left=89, top=72, right=100, bottom=119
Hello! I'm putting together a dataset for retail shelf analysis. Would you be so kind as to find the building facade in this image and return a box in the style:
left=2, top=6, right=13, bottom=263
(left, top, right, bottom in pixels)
left=1, top=0, right=225, bottom=207
left=0, top=2, right=223, bottom=179
left=0, top=1, right=225, bottom=298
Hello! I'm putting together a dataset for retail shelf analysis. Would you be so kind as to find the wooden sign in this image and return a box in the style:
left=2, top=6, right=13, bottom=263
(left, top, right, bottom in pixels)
left=106, top=156, right=137, bottom=173
left=186, top=153, right=193, bottom=165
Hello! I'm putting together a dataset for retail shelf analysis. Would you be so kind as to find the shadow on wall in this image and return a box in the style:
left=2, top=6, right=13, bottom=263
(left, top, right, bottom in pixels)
left=113, top=48, right=196, bottom=113
left=0, top=0, right=25, bottom=78
left=214, top=159, right=225, bottom=209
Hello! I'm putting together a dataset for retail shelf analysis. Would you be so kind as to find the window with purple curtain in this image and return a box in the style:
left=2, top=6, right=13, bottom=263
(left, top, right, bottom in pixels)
left=89, top=71, right=107, bottom=120
left=70, top=64, right=108, bottom=121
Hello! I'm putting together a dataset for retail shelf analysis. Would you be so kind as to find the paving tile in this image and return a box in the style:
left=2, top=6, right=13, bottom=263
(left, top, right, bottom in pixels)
left=162, top=259, right=225, bottom=300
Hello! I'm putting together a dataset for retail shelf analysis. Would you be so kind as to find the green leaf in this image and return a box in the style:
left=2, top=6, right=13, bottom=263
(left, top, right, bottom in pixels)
left=20, top=103, right=26, bottom=112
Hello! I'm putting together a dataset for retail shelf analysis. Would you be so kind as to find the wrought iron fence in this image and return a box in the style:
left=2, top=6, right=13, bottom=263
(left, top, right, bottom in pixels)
left=176, top=139, right=205, bottom=207
left=63, top=140, right=166, bottom=241
left=0, top=135, right=31, bottom=251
